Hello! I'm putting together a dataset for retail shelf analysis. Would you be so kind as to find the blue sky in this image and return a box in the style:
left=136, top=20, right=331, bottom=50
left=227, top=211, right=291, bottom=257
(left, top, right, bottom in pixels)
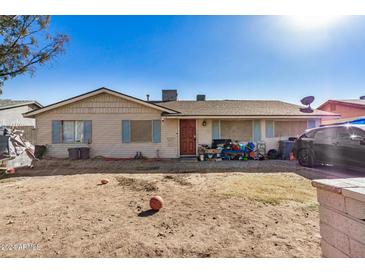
left=3, top=15, right=365, bottom=107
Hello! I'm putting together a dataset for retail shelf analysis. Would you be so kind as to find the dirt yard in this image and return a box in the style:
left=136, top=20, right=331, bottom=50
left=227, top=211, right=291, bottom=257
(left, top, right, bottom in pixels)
left=0, top=159, right=323, bottom=258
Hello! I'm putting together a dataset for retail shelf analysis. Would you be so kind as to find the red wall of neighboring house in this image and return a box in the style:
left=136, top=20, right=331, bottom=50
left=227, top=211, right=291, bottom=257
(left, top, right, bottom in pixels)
left=319, top=102, right=365, bottom=118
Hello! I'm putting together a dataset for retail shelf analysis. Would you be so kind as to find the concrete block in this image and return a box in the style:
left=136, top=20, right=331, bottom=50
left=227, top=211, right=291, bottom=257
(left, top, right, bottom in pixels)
left=342, top=187, right=365, bottom=204
left=320, top=206, right=350, bottom=234
left=319, top=205, right=365, bottom=244
left=350, top=239, right=365, bottom=258
left=321, top=239, right=349, bottom=258
left=320, top=222, right=350, bottom=255
left=345, top=197, right=365, bottom=220
left=312, top=178, right=365, bottom=194
left=317, top=188, right=345, bottom=212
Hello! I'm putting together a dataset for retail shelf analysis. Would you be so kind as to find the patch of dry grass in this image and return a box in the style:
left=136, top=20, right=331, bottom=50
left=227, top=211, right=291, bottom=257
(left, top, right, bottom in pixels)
left=162, top=175, right=192, bottom=186
left=219, top=173, right=317, bottom=205
left=114, top=176, right=158, bottom=192
left=0, top=177, right=20, bottom=184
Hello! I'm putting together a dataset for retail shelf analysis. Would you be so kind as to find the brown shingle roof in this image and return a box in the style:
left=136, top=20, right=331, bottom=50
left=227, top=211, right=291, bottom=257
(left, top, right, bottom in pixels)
left=156, top=100, right=338, bottom=117
left=330, top=99, right=365, bottom=106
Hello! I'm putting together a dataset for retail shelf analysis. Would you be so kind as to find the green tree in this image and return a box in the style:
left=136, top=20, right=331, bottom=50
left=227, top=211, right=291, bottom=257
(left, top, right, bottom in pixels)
left=0, top=16, right=69, bottom=93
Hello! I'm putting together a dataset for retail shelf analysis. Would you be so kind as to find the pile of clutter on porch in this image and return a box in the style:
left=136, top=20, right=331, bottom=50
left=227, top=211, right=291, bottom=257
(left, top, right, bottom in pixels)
left=0, top=126, right=37, bottom=177
left=197, top=138, right=296, bottom=161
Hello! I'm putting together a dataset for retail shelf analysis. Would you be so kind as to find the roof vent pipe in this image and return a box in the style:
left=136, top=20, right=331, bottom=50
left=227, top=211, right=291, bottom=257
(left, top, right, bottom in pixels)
left=146, top=94, right=150, bottom=101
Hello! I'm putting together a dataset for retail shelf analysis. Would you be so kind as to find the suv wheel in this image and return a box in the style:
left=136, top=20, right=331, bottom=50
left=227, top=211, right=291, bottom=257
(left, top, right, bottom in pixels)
left=298, top=149, right=316, bottom=167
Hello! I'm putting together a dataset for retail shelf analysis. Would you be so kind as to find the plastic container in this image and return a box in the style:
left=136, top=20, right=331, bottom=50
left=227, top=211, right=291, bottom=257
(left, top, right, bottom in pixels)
left=68, top=148, right=80, bottom=160
left=278, top=140, right=295, bottom=160
left=79, top=147, right=90, bottom=159
left=34, top=145, right=47, bottom=159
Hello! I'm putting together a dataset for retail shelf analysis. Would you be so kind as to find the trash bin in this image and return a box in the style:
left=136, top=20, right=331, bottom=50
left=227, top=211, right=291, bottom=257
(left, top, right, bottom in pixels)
left=34, top=145, right=47, bottom=159
left=68, top=148, right=80, bottom=160
left=278, top=140, right=295, bottom=160
left=79, top=147, right=90, bottom=159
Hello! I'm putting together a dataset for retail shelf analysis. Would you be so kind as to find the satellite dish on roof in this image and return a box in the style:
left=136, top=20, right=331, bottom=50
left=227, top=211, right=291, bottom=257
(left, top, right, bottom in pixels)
left=301, top=96, right=315, bottom=105
left=300, top=96, right=315, bottom=113
left=300, top=106, right=314, bottom=113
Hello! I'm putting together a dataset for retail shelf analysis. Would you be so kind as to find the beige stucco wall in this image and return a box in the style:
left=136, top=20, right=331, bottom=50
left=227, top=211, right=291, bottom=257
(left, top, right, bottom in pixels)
left=0, top=105, right=36, bottom=127
left=35, top=92, right=179, bottom=158
left=196, top=119, right=212, bottom=145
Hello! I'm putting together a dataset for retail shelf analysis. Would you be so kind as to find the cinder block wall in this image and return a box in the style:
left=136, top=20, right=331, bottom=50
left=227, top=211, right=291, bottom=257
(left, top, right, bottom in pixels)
left=312, top=178, right=365, bottom=258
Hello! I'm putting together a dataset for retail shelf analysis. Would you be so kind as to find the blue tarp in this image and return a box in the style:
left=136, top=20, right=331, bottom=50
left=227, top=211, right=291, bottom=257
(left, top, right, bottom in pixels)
left=351, top=118, right=365, bottom=124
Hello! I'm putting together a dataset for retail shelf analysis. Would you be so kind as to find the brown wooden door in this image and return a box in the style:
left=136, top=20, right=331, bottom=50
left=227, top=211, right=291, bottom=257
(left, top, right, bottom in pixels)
left=180, top=119, right=196, bottom=155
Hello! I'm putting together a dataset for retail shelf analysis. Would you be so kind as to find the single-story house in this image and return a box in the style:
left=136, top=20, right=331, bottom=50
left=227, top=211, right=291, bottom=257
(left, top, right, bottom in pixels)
left=23, top=87, right=339, bottom=158
left=317, top=96, right=365, bottom=126
left=0, top=99, right=42, bottom=143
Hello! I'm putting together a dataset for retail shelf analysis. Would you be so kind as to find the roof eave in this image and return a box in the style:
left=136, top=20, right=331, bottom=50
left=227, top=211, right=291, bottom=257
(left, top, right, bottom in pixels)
left=162, top=114, right=341, bottom=119
left=318, top=100, right=365, bottom=109
left=0, top=101, right=42, bottom=111
left=23, top=87, right=178, bottom=117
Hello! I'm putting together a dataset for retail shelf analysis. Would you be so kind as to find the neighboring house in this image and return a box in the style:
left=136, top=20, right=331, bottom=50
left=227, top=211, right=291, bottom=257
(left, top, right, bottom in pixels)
left=0, top=99, right=42, bottom=142
left=23, top=87, right=338, bottom=158
left=317, top=97, right=365, bottom=125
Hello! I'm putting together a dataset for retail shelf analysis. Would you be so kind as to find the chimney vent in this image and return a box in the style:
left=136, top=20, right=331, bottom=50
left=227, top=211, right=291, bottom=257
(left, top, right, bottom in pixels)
left=146, top=94, right=150, bottom=101
left=196, top=94, right=206, bottom=101
left=162, top=89, right=177, bottom=102
left=360, top=95, right=365, bottom=100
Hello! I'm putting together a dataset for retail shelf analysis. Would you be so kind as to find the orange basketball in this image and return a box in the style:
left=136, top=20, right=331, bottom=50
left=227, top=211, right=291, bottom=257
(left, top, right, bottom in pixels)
left=150, top=196, right=164, bottom=211
left=5, top=168, right=16, bottom=175
left=100, top=179, right=109, bottom=185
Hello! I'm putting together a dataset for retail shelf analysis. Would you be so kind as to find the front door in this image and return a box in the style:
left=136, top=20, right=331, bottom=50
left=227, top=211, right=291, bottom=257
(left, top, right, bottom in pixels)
left=180, top=119, right=196, bottom=156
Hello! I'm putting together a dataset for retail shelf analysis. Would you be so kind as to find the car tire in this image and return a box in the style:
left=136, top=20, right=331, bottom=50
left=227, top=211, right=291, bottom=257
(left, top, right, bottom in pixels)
left=298, top=149, right=316, bottom=167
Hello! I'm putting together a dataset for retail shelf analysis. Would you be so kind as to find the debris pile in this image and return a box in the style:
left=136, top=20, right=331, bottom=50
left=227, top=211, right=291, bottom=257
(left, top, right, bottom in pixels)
left=0, top=127, right=36, bottom=172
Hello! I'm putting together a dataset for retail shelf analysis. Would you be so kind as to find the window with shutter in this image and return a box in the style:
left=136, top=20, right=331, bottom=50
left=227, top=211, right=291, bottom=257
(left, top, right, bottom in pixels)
left=152, top=120, right=161, bottom=143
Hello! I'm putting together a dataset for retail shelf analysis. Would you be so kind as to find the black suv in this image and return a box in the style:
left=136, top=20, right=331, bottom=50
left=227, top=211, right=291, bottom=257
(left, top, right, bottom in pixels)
left=293, top=124, right=365, bottom=168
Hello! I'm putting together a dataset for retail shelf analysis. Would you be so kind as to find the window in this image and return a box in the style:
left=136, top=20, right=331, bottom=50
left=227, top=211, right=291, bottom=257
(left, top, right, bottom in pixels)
left=274, top=121, right=307, bottom=137
left=122, top=120, right=161, bottom=143
left=307, top=120, right=316, bottom=129
left=220, top=120, right=252, bottom=142
left=265, top=120, right=274, bottom=138
left=212, top=120, right=220, bottom=139
left=75, top=121, right=84, bottom=142
left=337, top=127, right=365, bottom=141
left=63, top=121, right=77, bottom=143
left=351, top=128, right=365, bottom=138
left=314, top=128, right=338, bottom=144
left=52, top=120, right=92, bottom=144
left=131, top=120, right=152, bottom=142
left=301, top=129, right=316, bottom=139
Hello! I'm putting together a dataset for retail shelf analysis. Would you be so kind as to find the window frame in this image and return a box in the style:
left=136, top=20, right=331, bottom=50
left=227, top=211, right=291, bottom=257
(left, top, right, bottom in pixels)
left=61, top=120, right=85, bottom=144
left=130, top=120, right=153, bottom=143
left=122, top=119, right=161, bottom=144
